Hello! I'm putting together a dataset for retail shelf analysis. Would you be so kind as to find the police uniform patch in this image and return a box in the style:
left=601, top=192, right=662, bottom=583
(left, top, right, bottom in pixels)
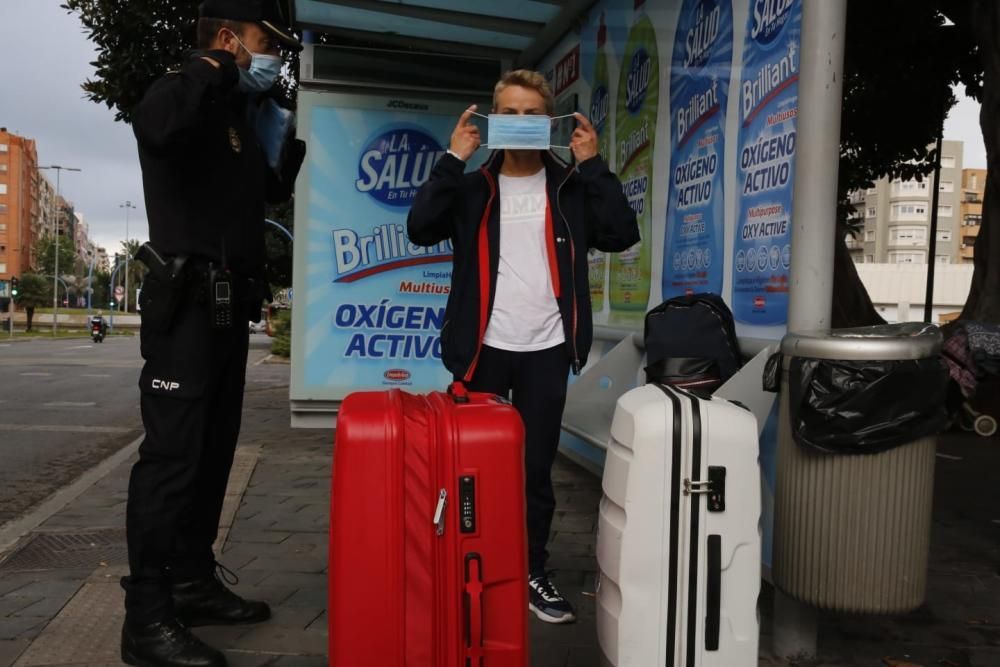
left=228, top=127, right=242, bottom=153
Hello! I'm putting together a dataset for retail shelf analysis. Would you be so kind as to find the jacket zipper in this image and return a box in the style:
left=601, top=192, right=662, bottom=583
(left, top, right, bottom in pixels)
left=462, top=167, right=498, bottom=383
left=556, top=169, right=581, bottom=374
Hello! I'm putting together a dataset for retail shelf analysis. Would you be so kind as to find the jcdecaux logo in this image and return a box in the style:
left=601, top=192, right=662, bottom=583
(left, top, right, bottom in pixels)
left=750, top=0, right=793, bottom=45
left=355, top=127, right=445, bottom=207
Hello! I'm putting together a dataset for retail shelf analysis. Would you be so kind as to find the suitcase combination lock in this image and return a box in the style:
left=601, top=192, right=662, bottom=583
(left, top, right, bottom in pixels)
left=459, top=476, right=477, bottom=534
left=683, top=466, right=727, bottom=512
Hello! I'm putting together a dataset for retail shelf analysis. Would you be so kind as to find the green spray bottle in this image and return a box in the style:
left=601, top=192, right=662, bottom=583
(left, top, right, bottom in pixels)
left=611, top=0, right=659, bottom=313
left=589, top=13, right=614, bottom=314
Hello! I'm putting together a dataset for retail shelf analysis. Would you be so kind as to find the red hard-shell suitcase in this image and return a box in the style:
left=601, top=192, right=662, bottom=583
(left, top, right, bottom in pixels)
left=329, top=384, right=529, bottom=667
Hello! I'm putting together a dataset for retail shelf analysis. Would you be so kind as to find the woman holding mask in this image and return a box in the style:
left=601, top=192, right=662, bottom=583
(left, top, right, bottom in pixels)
left=408, top=70, right=638, bottom=624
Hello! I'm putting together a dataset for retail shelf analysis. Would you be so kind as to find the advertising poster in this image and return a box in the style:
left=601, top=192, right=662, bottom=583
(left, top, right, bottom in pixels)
left=291, top=92, right=483, bottom=402
left=731, top=0, right=802, bottom=325
left=589, top=14, right=615, bottom=315
left=610, top=0, right=660, bottom=315
left=662, top=0, right=733, bottom=299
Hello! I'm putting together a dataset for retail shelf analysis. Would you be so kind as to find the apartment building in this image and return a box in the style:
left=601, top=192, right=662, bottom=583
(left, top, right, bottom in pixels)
left=848, top=140, right=965, bottom=265
left=74, top=212, right=97, bottom=270
left=959, top=168, right=985, bottom=264
left=0, top=128, right=40, bottom=280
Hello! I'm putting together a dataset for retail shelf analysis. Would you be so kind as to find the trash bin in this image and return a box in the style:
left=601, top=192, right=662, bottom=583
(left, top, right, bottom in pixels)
left=772, top=323, right=948, bottom=614
left=1, top=318, right=9, bottom=333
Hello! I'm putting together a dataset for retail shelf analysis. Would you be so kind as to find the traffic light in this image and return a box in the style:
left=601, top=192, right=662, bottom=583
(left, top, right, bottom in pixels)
left=10, top=277, right=18, bottom=297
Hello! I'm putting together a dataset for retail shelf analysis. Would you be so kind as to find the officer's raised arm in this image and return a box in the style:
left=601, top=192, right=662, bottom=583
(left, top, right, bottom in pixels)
left=132, top=50, right=240, bottom=152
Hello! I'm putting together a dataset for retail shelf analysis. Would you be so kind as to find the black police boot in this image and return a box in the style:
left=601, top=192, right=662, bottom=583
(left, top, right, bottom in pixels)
left=121, top=618, right=226, bottom=667
left=172, top=564, right=270, bottom=627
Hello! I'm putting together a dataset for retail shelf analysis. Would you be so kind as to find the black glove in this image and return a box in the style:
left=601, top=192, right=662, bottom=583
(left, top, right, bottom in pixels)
left=281, top=139, right=307, bottom=186
left=189, top=49, right=240, bottom=89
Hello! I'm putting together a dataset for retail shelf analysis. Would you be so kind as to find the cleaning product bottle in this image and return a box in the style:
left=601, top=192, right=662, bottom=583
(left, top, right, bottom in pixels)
left=611, top=0, right=659, bottom=313
left=589, top=12, right=614, bottom=314
left=662, top=0, right=733, bottom=299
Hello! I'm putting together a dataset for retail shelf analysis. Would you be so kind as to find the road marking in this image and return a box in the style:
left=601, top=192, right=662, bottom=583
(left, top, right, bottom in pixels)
left=42, top=401, right=98, bottom=408
left=0, top=424, right=133, bottom=434
left=64, top=345, right=93, bottom=350
left=0, top=344, right=10, bottom=348
left=20, top=372, right=52, bottom=377
left=81, top=374, right=112, bottom=378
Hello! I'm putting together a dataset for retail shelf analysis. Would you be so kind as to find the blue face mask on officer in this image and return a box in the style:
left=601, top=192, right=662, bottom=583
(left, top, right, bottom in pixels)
left=229, top=31, right=283, bottom=93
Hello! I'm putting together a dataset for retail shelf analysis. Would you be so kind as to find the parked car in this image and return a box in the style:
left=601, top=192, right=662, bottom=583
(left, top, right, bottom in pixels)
left=249, top=320, right=266, bottom=334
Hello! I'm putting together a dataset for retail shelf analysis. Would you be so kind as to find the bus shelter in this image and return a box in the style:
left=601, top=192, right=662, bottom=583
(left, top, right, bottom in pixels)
left=289, top=0, right=847, bottom=657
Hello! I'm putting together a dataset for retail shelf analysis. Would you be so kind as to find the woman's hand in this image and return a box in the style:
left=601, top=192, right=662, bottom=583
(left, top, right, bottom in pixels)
left=450, top=105, right=482, bottom=162
left=570, top=112, right=599, bottom=163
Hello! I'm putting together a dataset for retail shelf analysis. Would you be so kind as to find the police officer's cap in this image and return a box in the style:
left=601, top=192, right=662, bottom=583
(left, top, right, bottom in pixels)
left=199, top=0, right=303, bottom=53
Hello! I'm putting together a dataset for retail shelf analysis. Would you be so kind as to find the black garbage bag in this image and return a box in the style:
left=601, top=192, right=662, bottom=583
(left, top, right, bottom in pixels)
left=789, top=356, right=950, bottom=454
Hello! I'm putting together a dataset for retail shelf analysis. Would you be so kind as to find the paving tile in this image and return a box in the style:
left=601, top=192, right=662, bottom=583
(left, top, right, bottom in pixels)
left=231, top=625, right=326, bottom=655
left=224, top=531, right=292, bottom=546
left=0, top=597, right=42, bottom=618
left=281, top=533, right=328, bottom=548
left=0, top=640, right=29, bottom=667
left=0, top=617, right=45, bottom=642
left=237, top=585, right=298, bottom=607
left=239, top=557, right=326, bottom=575
left=11, top=581, right=122, bottom=665
left=270, top=656, right=328, bottom=667
left=221, top=651, right=275, bottom=667
left=255, top=573, right=326, bottom=590
left=281, top=587, right=326, bottom=609
left=0, top=577, right=32, bottom=599
left=267, top=606, right=324, bottom=630
left=190, top=625, right=253, bottom=651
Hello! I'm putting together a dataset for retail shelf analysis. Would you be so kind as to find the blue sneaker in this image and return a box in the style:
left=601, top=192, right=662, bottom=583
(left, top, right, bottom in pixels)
left=528, top=572, right=576, bottom=624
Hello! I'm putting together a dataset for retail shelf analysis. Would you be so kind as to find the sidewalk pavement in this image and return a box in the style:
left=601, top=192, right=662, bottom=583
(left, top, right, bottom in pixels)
left=0, top=361, right=998, bottom=666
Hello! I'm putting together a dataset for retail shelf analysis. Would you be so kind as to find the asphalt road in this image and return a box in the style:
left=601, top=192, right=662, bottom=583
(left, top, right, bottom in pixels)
left=0, top=332, right=279, bottom=527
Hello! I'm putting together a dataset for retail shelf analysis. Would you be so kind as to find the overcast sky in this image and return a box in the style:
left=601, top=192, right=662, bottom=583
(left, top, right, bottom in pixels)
left=0, top=1, right=147, bottom=258
left=0, top=1, right=989, bottom=260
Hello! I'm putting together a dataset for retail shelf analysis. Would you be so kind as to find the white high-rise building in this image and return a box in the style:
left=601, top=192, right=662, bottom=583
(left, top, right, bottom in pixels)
left=848, top=140, right=965, bottom=266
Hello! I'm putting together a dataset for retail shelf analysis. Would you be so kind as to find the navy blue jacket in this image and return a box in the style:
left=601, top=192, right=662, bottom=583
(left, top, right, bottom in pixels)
left=407, top=151, right=639, bottom=380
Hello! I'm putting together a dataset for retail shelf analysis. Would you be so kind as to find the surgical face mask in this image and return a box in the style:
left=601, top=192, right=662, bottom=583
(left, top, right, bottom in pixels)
left=230, top=32, right=283, bottom=93
left=473, top=112, right=574, bottom=150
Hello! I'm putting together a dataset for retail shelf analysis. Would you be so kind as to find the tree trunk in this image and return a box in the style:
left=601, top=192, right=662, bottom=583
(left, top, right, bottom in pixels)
left=961, top=0, right=1000, bottom=323
left=833, top=226, right=887, bottom=328
left=26, top=307, right=34, bottom=332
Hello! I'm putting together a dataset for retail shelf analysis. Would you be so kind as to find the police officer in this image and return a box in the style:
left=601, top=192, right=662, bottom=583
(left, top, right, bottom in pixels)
left=122, top=2, right=305, bottom=665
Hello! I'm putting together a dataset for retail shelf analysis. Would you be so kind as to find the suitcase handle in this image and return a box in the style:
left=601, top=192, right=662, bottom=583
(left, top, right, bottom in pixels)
left=464, top=553, right=484, bottom=666
left=449, top=381, right=470, bottom=404
left=706, top=535, right=721, bottom=651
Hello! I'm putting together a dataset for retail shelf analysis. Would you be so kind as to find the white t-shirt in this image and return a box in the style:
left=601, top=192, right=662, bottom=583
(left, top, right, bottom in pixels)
left=483, top=169, right=566, bottom=352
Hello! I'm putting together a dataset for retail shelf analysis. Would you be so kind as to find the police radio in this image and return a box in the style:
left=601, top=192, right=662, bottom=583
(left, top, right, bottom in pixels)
left=208, top=264, right=233, bottom=329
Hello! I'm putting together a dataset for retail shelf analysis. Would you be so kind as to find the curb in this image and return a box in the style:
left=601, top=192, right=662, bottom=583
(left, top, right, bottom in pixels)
left=0, top=434, right=144, bottom=555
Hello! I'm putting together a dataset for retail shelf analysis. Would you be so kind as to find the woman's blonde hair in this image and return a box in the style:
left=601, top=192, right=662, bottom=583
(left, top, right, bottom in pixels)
left=493, top=69, right=555, bottom=116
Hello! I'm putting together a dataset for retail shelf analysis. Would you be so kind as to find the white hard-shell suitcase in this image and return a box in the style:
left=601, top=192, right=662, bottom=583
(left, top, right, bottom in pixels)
left=596, top=383, right=761, bottom=666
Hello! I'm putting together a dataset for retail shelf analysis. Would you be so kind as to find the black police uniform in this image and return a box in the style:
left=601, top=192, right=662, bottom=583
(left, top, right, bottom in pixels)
left=123, top=46, right=303, bottom=625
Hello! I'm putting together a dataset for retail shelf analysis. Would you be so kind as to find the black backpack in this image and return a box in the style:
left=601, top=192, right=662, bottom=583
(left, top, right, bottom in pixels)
left=644, top=293, right=742, bottom=392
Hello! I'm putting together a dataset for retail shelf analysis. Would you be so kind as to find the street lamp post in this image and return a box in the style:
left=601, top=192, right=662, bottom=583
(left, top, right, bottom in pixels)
left=120, top=201, right=137, bottom=312
left=39, top=165, right=82, bottom=335
left=108, top=257, right=127, bottom=329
